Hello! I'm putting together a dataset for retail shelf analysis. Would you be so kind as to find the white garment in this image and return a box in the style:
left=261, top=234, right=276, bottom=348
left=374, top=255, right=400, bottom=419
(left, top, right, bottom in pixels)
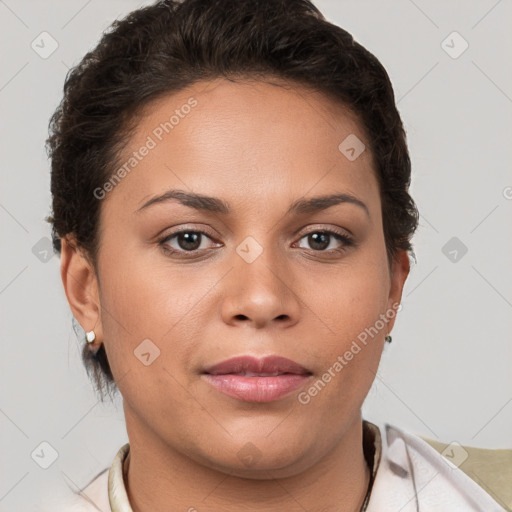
left=38, top=421, right=507, bottom=511
left=365, top=423, right=507, bottom=511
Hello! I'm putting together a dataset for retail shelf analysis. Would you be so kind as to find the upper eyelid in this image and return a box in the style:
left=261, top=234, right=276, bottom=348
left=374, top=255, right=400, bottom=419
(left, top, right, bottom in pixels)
left=162, top=225, right=352, bottom=238
left=160, top=226, right=353, bottom=247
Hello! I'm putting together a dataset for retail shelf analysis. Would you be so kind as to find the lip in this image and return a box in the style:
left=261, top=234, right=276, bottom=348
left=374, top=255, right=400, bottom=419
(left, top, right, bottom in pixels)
left=202, top=355, right=312, bottom=403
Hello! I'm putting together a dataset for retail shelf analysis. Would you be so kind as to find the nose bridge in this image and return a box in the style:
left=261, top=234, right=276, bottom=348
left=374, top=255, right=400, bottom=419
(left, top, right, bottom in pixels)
left=235, top=232, right=285, bottom=295
left=221, top=231, right=300, bottom=326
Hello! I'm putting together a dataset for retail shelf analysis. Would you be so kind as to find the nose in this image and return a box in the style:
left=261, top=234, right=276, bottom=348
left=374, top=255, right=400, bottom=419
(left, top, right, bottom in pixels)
left=219, top=242, right=301, bottom=330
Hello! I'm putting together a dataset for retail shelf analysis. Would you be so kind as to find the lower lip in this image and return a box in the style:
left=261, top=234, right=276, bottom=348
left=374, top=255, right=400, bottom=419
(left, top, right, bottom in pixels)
left=202, top=374, right=311, bottom=403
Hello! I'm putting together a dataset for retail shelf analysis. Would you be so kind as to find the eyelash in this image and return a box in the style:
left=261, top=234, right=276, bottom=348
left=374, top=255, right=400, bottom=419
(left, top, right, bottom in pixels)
left=158, top=228, right=355, bottom=258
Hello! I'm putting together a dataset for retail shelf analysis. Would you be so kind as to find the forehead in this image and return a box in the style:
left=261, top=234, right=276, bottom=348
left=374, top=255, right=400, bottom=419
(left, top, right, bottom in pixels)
left=104, top=77, right=379, bottom=215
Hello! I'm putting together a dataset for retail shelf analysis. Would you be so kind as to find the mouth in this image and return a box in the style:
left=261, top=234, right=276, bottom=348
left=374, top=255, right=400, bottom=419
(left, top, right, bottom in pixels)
left=202, top=355, right=313, bottom=403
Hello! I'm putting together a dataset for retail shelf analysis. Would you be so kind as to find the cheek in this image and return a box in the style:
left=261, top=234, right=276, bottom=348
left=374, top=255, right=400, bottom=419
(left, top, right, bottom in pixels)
left=298, top=249, right=389, bottom=397
left=98, top=261, right=202, bottom=422
left=299, top=286, right=387, bottom=425
left=97, top=234, right=186, bottom=331
left=302, top=251, right=389, bottom=348
left=96, top=244, right=211, bottom=386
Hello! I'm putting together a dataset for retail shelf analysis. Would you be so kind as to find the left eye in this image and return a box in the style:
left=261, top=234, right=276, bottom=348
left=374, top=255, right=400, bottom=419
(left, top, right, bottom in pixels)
left=296, top=230, right=353, bottom=252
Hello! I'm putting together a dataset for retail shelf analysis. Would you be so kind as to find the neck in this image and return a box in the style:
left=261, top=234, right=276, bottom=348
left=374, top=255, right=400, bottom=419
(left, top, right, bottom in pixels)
left=123, top=411, right=370, bottom=512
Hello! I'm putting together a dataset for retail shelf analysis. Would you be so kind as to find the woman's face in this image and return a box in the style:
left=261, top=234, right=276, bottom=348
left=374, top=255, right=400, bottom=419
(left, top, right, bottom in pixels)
left=84, top=78, right=409, bottom=477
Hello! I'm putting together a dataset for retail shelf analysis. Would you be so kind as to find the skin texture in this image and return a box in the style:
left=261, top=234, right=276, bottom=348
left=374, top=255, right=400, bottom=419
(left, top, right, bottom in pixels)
left=60, top=77, right=410, bottom=511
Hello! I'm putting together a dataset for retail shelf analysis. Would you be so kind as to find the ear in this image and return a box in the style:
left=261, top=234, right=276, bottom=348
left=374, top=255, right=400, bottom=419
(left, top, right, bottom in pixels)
left=385, top=249, right=411, bottom=333
left=60, top=235, right=103, bottom=349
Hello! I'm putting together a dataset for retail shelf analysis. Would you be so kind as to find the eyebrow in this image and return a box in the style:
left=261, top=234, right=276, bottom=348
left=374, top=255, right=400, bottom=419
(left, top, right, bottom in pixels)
left=135, top=189, right=369, bottom=218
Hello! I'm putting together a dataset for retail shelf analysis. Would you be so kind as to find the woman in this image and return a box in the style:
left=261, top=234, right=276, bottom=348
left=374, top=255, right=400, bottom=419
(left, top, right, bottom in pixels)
left=43, top=0, right=509, bottom=510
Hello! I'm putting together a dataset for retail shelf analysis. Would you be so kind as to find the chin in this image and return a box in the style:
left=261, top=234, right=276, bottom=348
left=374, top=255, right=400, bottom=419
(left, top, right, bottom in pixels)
left=189, top=435, right=314, bottom=479
left=204, top=453, right=310, bottom=480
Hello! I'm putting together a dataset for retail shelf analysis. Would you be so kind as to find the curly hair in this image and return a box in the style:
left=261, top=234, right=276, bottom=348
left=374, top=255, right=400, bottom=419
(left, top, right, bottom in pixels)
left=45, top=0, right=419, bottom=400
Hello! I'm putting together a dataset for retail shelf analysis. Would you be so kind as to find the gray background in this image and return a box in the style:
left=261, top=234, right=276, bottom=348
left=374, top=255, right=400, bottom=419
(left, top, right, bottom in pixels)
left=1, top=0, right=511, bottom=510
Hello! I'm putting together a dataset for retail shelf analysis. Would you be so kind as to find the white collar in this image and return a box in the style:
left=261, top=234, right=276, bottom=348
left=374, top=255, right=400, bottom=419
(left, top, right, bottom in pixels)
left=78, top=421, right=505, bottom=511
left=366, top=422, right=507, bottom=511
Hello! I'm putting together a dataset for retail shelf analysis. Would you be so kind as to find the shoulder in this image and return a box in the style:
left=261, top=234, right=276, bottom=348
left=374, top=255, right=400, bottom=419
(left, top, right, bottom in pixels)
left=419, top=433, right=512, bottom=511
left=36, top=468, right=110, bottom=512
left=36, top=443, right=132, bottom=511
left=366, top=421, right=511, bottom=512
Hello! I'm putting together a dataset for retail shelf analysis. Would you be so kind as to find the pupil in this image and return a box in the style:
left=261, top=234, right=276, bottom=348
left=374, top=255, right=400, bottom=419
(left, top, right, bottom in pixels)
left=310, top=232, right=329, bottom=250
left=179, top=232, right=200, bottom=251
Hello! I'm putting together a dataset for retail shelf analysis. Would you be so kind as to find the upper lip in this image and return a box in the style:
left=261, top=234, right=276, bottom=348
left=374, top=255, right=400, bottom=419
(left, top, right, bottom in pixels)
left=203, top=355, right=312, bottom=376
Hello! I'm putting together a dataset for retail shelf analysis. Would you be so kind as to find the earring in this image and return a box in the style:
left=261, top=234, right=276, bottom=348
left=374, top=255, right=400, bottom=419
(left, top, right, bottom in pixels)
left=86, top=330, right=96, bottom=343
left=385, top=334, right=392, bottom=343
